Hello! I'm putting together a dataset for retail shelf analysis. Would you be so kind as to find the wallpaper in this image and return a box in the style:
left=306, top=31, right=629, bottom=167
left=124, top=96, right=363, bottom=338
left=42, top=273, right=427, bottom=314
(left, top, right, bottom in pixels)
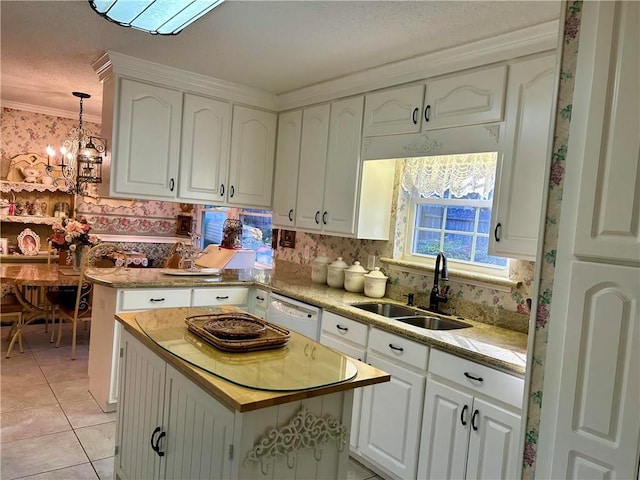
left=1, top=107, right=181, bottom=238
left=522, top=1, right=582, bottom=476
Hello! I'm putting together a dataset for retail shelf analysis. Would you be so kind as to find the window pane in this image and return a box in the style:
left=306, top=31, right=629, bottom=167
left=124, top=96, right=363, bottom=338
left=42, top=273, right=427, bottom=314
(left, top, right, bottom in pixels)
left=478, top=208, right=492, bottom=234
left=474, top=236, right=508, bottom=266
left=443, top=233, right=472, bottom=261
left=239, top=213, right=273, bottom=267
left=416, top=204, right=443, bottom=229
left=445, top=206, right=476, bottom=232
left=202, top=210, right=227, bottom=246
left=413, top=230, right=441, bottom=255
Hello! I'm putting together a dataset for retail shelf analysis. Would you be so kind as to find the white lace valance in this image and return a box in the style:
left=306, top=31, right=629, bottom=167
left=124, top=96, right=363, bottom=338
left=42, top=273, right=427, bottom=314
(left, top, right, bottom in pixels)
left=401, top=153, right=498, bottom=200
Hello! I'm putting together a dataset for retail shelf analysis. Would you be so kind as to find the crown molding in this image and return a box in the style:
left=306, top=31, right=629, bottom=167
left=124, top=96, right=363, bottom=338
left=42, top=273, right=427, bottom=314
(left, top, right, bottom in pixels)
left=93, top=51, right=278, bottom=111
left=276, top=20, right=560, bottom=111
left=1, top=100, right=102, bottom=125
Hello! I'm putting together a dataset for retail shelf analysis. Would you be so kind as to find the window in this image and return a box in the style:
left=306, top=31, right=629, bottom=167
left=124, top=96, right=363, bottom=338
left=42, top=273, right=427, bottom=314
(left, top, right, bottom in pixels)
left=200, top=206, right=273, bottom=267
left=403, top=153, right=508, bottom=274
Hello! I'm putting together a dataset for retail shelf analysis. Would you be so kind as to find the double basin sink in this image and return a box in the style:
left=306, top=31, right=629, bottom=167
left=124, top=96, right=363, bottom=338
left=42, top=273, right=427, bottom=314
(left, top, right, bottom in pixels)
left=352, top=302, right=472, bottom=331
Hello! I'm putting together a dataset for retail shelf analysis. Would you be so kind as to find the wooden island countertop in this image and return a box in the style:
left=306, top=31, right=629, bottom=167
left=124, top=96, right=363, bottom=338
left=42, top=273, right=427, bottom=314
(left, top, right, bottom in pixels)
left=116, top=307, right=390, bottom=413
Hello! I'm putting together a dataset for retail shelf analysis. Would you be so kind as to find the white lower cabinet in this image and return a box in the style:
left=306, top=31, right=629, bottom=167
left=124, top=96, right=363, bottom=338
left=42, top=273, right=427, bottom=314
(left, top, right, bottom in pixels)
left=357, top=329, right=428, bottom=479
left=418, top=349, right=524, bottom=480
left=320, top=311, right=369, bottom=450
left=251, top=288, right=269, bottom=320
left=116, top=329, right=234, bottom=480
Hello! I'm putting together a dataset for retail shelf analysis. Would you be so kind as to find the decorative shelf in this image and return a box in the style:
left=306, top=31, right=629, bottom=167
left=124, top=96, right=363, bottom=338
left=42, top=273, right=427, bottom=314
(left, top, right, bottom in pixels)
left=0, top=215, right=58, bottom=225
left=0, top=180, right=69, bottom=194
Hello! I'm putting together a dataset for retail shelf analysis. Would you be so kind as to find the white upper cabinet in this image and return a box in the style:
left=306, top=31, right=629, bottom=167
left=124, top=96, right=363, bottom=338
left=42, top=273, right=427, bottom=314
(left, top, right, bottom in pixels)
left=295, top=104, right=331, bottom=230
left=423, top=65, right=507, bottom=130
left=490, top=53, right=557, bottom=260
left=227, top=105, right=277, bottom=207
left=177, top=93, right=231, bottom=203
left=272, top=109, right=302, bottom=228
left=110, top=78, right=183, bottom=200
left=322, top=96, right=365, bottom=236
left=362, top=84, right=425, bottom=136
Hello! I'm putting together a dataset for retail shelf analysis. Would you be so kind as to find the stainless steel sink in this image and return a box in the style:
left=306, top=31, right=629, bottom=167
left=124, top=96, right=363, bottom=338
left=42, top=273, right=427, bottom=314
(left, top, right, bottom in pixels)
left=352, top=302, right=472, bottom=330
left=394, top=315, right=471, bottom=330
left=352, top=302, right=419, bottom=318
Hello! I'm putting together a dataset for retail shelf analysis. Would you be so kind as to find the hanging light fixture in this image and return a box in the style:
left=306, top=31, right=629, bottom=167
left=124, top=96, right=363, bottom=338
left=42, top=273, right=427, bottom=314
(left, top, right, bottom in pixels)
left=46, top=92, right=105, bottom=195
left=88, top=0, right=225, bottom=35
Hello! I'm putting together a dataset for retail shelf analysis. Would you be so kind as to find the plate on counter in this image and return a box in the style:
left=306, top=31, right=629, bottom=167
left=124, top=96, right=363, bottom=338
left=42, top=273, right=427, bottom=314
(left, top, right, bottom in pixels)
left=160, top=268, right=222, bottom=276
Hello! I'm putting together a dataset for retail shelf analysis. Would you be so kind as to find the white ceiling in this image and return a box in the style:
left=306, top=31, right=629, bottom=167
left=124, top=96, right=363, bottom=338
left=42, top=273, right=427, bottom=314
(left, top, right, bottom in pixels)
left=1, top=0, right=561, bottom=121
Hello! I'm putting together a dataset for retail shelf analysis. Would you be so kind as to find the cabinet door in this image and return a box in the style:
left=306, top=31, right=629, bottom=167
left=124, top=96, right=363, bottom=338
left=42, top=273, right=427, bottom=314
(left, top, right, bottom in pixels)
left=116, top=330, right=165, bottom=480
left=363, top=84, right=424, bottom=136
left=272, top=110, right=302, bottom=227
left=423, top=65, right=507, bottom=130
left=358, top=352, right=425, bottom=479
left=418, top=378, right=471, bottom=480
left=296, top=104, right=330, bottom=231
left=162, top=364, right=235, bottom=480
left=178, top=93, right=231, bottom=203
left=113, top=78, right=182, bottom=199
left=323, top=96, right=364, bottom=236
left=466, top=397, right=522, bottom=480
left=490, top=54, right=556, bottom=260
left=228, top=105, right=277, bottom=207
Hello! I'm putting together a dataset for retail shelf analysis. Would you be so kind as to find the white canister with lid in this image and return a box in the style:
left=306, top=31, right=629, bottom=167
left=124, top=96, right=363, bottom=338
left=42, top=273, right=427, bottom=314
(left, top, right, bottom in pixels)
left=344, top=261, right=368, bottom=293
left=327, top=257, right=349, bottom=289
left=310, top=252, right=331, bottom=284
left=364, top=267, right=388, bottom=298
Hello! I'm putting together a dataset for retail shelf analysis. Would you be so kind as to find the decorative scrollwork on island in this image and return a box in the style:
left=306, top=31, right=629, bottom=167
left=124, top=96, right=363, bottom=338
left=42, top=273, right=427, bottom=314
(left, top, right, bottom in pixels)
left=244, top=406, right=349, bottom=476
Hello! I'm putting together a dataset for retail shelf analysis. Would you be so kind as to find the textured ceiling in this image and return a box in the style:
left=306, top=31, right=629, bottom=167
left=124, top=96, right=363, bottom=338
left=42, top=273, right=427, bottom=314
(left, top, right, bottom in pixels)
left=1, top=1, right=561, bottom=120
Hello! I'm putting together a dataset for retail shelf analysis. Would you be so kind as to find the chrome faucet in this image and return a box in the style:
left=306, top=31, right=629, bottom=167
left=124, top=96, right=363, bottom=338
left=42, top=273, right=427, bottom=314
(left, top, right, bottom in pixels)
left=429, top=251, right=449, bottom=313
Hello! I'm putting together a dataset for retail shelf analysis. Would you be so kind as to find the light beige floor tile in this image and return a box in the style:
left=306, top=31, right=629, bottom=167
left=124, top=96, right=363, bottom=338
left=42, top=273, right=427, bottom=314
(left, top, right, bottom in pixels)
left=40, top=359, right=88, bottom=383
left=32, top=344, right=89, bottom=366
left=49, top=378, right=92, bottom=407
left=92, top=456, right=115, bottom=480
left=0, top=382, right=58, bottom=413
left=0, top=356, right=47, bottom=388
left=347, top=457, right=381, bottom=480
left=75, top=422, right=116, bottom=461
left=0, top=430, right=88, bottom=479
left=61, top=399, right=117, bottom=429
left=18, top=461, right=98, bottom=480
left=0, top=405, right=71, bottom=443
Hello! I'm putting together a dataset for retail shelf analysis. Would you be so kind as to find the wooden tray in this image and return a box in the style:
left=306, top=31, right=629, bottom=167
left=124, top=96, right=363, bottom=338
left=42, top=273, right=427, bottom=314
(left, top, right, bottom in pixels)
left=203, top=313, right=267, bottom=339
left=186, top=313, right=290, bottom=353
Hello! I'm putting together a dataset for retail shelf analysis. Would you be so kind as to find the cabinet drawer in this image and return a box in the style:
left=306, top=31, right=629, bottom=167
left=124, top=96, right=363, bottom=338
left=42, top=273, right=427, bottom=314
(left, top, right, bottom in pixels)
left=321, top=311, right=368, bottom=347
left=192, top=287, right=249, bottom=307
left=368, top=328, right=428, bottom=370
left=119, top=288, right=191, bottom=311
left=429, top=349, right=524, bottom=408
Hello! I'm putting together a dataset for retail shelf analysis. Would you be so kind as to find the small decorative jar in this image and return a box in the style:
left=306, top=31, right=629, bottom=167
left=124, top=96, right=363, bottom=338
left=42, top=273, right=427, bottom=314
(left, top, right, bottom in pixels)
left=364, top=267, right=388, bottom=298
left=310, top=252, right=331, bottom=284
left=327, top=257, right=349, bottom=289
left=344, top=261, right=368, bottom=293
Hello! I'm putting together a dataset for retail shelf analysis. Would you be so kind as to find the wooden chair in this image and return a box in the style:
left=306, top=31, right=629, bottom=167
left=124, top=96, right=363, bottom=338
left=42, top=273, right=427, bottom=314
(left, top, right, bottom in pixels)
left=1, top=293, right=26, bottom=355
left=162, top=241, right=184, bottom=268
left=53, top=243, right=127, bottom=359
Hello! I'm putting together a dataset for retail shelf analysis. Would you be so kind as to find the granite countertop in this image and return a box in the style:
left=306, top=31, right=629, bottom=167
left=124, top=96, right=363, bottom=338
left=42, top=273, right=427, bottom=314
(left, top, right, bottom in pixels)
left=86, top=267, right=528, bottom=376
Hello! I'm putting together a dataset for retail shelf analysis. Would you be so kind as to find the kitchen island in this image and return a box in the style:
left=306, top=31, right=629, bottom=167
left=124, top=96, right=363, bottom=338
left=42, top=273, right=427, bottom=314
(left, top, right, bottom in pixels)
left=115, top=307, right=389, bottom=480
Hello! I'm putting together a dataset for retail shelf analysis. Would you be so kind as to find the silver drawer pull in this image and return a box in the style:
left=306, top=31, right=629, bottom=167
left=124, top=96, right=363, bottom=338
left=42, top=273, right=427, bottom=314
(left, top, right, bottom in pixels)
left=464, top=372, right=484, bottom=382
left=149, top=298, right=165, bottom=302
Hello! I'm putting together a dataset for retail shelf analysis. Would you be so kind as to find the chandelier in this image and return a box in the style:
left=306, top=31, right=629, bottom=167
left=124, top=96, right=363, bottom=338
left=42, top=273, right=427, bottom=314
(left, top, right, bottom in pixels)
left=46, top=92, right=105, bottom=195
left=88, top=0, right=225, bottom=35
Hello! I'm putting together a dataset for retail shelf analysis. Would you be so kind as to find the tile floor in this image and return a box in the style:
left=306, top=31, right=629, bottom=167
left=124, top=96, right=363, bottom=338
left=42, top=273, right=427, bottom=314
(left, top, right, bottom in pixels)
left=1, top=321, right=381, bottom=480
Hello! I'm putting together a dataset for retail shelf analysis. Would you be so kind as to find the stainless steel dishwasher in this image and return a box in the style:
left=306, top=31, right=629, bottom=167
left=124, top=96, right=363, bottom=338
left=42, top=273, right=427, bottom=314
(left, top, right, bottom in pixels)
left=266, top=293, right=321, bottom=341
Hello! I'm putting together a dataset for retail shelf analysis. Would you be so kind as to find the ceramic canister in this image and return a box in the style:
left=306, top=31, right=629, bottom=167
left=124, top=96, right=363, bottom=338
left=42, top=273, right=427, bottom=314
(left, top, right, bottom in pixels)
left=310, top=252, right=331, bottom=284
left=364, top=267, right=388, bottom=298
left=326, top=257, right=349, bottom=289
left=344, top=261, right=368, bottom=293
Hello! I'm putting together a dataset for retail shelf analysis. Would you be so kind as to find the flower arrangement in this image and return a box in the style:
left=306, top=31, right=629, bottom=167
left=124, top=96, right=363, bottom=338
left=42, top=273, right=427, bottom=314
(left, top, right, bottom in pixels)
left=49, top=217, right=99, bottom=251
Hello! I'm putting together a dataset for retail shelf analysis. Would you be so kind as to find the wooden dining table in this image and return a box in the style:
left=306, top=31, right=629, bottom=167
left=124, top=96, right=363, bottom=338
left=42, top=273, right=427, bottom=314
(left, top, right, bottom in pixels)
left=1, top=263, right=81, bottom=357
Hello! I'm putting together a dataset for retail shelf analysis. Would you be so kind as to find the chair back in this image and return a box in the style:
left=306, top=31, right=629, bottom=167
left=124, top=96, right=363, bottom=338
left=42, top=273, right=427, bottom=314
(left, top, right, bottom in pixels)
left=70, top=243, right=128, bottom=319
left=163, top=242, right=184, bottom=268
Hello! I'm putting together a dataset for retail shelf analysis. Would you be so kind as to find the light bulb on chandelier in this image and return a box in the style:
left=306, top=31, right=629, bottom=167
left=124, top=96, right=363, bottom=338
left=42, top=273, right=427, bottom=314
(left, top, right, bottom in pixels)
left=45, top=92, right=106, bottom=195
